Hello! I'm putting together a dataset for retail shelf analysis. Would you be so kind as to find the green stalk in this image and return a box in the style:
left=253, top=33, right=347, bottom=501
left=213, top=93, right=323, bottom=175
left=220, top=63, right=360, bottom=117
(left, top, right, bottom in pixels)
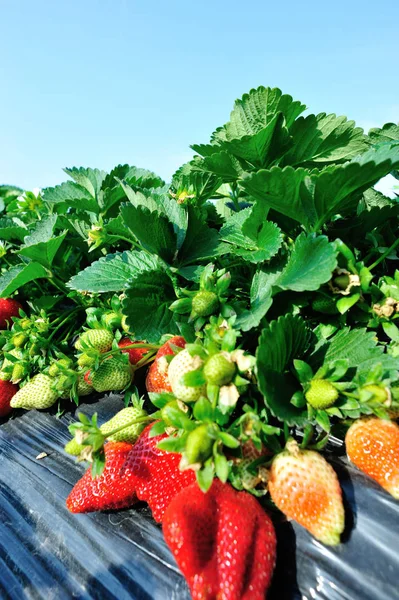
left=103, top=414, right=155, bottom=438
left=368, top=237, right=399, bottom=271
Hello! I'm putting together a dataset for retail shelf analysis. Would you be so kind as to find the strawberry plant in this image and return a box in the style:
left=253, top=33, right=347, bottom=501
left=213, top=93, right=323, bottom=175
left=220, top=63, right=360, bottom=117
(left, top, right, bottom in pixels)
left=2, top=85, right=399, bottom=597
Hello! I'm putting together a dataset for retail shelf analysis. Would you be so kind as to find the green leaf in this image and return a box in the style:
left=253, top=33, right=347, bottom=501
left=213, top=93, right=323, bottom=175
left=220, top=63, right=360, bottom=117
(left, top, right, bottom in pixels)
left=120, top=203, right=177, bottom=263
left=42, top=181, right=99, bottom=213
left=277, top=233, right=337, bottom=292
left=219, top=112, right=292, bottom=169
left=0, top=263, right=48, bottom=297
left=241, top=142, right=399, bottom=230
left=181, top=368, right=206, bottom=387
left=336, top=293, right=360, bottom=314
left=281, top=113, right=370, bottom=167
left=171, top=163, right=222, bottom=205
left=0, top=218, right=28, bottom=242
left=235, top=269, right=279, bottom=332
left=18, top=232, right=67, bottom=268
left=382, top=322, right=399, bottom=343
left=194, top=152, right=243, bottom=182
left=220, top=207, right=282, bottom=264
left=193, top=397, right=214, bottom=421
left=214, top=452, right=229, bottom=483
left=64, top=167, right=106, bottom=198
left=177, top=207, right=222, bottom=266
left=22, top=215, right=57, bottom=245
left=311, top=327, right=399, bottom=376
left=217, top=85, right=306, bottom=140
left=196, top=461, right=215, bottom=492
left=368, top=122, right=399, bottom=144
left=68, top=251, right=161, bottom=293
left=122, top=268, right=179, bottom=342
left=256, top=314, right=310, bottom=425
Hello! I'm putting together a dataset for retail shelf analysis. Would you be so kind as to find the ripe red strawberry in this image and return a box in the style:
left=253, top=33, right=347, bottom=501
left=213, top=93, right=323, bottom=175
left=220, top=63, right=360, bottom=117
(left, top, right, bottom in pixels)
left=268, top=440, right=344, bottom=545
left=163, top=478, right=277, bottom=600
left=66, top=442, right=138, bottom=513
left=123, top=423, right=196, bottom=522
left=118, top=338, right=148, bottom=365
left=0, top=298, right=22, bottom=329
left=66, top=423, right=195, bottom=521
left=346, top=417, right=399, bottom=499
left=146, top=336, right=186, bottom=393
left=0, top=379, right=18, bottom=417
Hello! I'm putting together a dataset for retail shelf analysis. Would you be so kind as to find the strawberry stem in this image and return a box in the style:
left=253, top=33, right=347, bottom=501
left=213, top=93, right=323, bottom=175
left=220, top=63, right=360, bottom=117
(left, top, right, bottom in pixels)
left=368, top=237, right=399, bottom=270
left=103, top=415, right=155, bottom=438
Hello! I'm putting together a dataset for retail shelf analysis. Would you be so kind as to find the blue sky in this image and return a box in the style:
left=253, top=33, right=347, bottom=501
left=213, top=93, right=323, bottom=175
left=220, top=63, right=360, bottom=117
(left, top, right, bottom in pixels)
left=1, top=0, right=398, bottom=191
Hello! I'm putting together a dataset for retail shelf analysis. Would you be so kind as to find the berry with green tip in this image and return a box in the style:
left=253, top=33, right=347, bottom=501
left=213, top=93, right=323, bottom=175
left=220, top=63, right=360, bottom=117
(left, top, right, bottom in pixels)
left=168, top=349, right=206, bottom=403
left=204, top=353, right=236, bottom=386
left=192, top=290, right=219, bottom=317
left=268, top=440, right=345, bottom=545
left=75, top=329, right=114, bottom=353
left=305, top=379, right=339, bottom=409
left=10, top=374, right=59, bottom=410
left=92, top=358, right=132, bottom=393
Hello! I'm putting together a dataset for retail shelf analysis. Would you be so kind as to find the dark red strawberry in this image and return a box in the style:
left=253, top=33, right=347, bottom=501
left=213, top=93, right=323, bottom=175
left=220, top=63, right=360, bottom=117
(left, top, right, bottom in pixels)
left=66, top=442, right=138, bottom=513
left=123, top=422, right=196, bottom=522
left=118, top=338, right=148, bottom=365
left=0, top=298, right=23, bottom=329
left=163, top=478, right=277, bottom=600
left=0, top=379, right=18, bottom=417
left=146, top=336, right=186, bottom=393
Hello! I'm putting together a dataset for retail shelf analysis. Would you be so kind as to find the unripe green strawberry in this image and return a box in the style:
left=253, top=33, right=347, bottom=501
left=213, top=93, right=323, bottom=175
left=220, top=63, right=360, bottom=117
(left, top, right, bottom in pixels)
left=65, top=438, right=85, bottom=456
left=168, top=349, right=206, bottom=403
left=311, top=295, right=338, bottom=315
left=64, top=406, right=147, bottom=456
left=101, top=406, right=147, bottom=442
left=75, top=329, right=114, bottom=353
left=78, top=353, right=96, bottom=368
left=192, top=290, right=219, bottom=317
left=184, top=424, right=215, bottom=465
left=77, top=374, right=93, bottom=396
left=1, top=348, right=24, bottom=380
left=204, top=353, right=236, bottom=386
left=161, top=400, right=191, bottom=428
left=92, top=358, right=132, bottom=393
left=10, top=374, right=59, bottom=410
left=11, top=363, right=25, bottom=383
left=305, top=379, right=339, bottom=409
left=362, top=384, right=390, bottom=405
left=48, top=363, right=60, bottom=377
left=29, top=343, right=40, bottom=357
left=101, top=312, right=122, bottom=330
left=12, top=332, right=28, bottom=348
left=19, top=318, right=31, bottom=330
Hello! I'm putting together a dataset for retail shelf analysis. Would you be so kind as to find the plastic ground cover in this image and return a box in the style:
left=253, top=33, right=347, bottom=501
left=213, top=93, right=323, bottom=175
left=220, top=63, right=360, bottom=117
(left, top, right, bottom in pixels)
left=1, top=395, right=399, bottom=600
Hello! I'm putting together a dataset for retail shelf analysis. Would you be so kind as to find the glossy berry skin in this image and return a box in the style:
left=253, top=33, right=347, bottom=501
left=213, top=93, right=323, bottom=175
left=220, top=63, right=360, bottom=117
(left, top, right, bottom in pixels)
left=0, top=380, right=18, bottom=417
left=346, top=418, right=399, bottom=499
left=163, top=478, right=277, bottom=600
left=10, top=374, right=59, bottom=410
left=92, top=358, right=132, bottom=393
left=146, top=336, right=186, bottom=393
left=0, top=298, right=22, bottom=329
left=118, top=338, right=148, bottom=365
left=268, top=440, right=344, bottom=545
left=66, top=442, right=138, bottom=513
left=123, top=423, right=196, bottom=522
